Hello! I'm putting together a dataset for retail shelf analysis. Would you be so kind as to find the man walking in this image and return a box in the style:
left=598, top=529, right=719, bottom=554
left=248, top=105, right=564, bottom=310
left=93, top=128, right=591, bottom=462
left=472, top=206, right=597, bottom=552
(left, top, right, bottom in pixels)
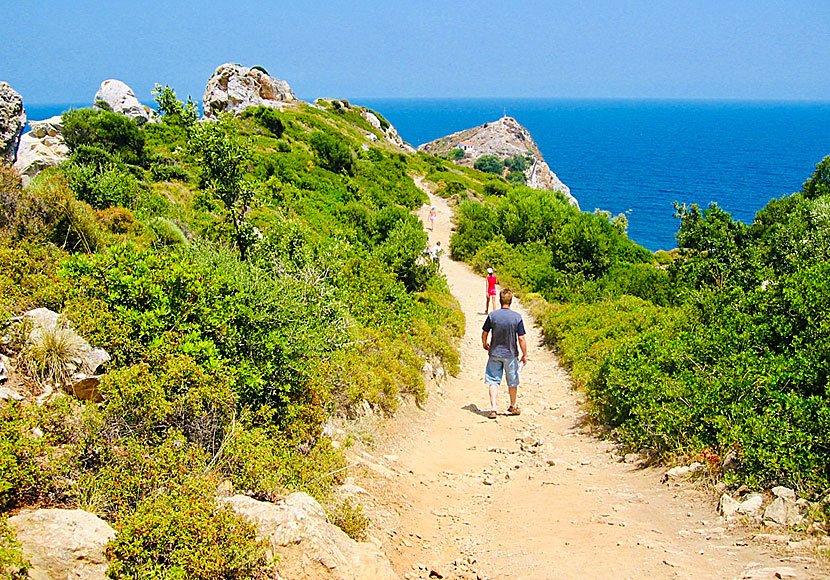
left=481, top=289, right=528, bottom=419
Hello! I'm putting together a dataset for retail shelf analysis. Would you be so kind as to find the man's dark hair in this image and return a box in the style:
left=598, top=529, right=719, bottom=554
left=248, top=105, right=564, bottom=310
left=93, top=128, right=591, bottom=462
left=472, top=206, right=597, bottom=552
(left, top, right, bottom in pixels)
left=499, top=289, right=513, bottom=306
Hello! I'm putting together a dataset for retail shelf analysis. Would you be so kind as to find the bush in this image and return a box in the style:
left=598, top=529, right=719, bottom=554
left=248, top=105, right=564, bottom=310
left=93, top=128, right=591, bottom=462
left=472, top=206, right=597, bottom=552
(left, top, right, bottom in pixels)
left=241, top=106, right=285, bottom=137
left=328, top=498, right=370, bottom=540
left=150, top=161, right=190, bottom=183
left=105, top=479, right=271, bottom=580
left=5, top=172, right=103, bottom=252
left=63, top=159, right=141, bottom=209
left=62, top=108, right=145, bottom=166
left=0, top=517, right=28, bottom=579
left=474, top=155, right=503, bottom=174
left=447, top=148, right=464, bottom=160
left=96, top=206, right=135, bottom=233
left=309, top=131, right=353, bottom=175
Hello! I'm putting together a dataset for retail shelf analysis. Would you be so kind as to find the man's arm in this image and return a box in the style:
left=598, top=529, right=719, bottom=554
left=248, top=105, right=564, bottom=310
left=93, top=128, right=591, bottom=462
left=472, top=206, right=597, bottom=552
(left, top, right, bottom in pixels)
left=481, top=330, right=490, bottom=351
left=518, top=334, right=527, bottom=364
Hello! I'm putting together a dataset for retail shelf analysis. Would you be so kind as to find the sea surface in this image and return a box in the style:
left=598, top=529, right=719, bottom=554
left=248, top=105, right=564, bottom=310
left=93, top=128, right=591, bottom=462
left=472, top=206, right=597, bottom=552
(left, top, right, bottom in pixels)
left=27, top=100, right=830, bottom=251
left=359, top=98, right=830, bottom=251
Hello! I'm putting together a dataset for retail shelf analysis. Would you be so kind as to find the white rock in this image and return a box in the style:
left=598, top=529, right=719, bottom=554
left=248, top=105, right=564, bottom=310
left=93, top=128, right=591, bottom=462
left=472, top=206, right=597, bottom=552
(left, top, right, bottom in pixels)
left=0, top=81, right=26, bottom=163
left=222, top=493, right=397, bottom=580
left=719, top=493, right=741, bottom=518
left=9, top=508, right=115, bottom=580
left=665, top=462, right=704, bottom=481
left=13, top=116, right=69, bottom=184
left=93, top=79, right=152, bottom=125
left=203, top=63, right=295, bottom=118
left=737, top=493, right=764, bottom=514
left=772, top=486, right=796, bottom=500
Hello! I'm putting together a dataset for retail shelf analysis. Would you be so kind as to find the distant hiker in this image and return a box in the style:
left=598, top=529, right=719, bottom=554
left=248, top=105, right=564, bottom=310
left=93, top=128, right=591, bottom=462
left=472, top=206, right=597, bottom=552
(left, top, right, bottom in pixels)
left=485, top=267, right=498, bottom=314
left=481, top=289, right=527, bottom=419
left=431, top=241, right=443, bottom=262
left=429, top=206, right=437, bottom=231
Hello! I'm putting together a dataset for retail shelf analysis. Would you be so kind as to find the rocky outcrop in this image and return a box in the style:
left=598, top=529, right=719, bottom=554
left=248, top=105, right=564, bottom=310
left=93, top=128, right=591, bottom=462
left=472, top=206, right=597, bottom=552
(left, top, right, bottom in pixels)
left=203, top=63, right=296, bottom=118
left=419, top=116, right=578, bottom=207
left=93, top=79, right=152, bottom=125
left=0, top=81, right=26, bottom=163
left=8, top=508, right=115, bottom=580
left=362, top=110, right=415, bottom=153
left=13, top=115, right=69, bottom=184
left=222, top=493, right=398, bottom=580
left=21, top=308, right=110, bottom=401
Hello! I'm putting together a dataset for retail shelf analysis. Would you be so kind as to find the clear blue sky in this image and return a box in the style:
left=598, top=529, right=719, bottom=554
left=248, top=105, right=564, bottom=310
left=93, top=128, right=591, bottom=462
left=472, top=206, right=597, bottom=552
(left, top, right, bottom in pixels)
left=3, top=0, right=829, bottom=105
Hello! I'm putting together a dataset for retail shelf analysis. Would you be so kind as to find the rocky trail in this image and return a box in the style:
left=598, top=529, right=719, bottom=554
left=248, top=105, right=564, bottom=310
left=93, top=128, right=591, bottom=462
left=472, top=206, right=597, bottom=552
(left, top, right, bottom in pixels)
left=341, top=190, right=830, bottom=580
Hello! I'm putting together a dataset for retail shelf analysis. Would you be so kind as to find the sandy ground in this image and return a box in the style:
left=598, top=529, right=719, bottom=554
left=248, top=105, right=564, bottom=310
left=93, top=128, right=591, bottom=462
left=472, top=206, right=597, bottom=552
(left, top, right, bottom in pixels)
left=343, top=188, right=830, bottom=580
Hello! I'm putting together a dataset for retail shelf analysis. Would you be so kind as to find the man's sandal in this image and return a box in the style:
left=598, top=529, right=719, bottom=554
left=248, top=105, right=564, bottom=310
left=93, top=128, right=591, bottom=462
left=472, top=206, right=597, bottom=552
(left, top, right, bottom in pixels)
left=507, top=406, right=521, bottom=416
left=487, top=410, right=497, bottom=419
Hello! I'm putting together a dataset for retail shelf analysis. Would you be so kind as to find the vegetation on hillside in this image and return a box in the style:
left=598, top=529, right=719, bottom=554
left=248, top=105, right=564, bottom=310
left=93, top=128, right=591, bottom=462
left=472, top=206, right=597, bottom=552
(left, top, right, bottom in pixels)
left=452, top=155, right=830, bottom=502
left=0, top=92, right=463, bottom=577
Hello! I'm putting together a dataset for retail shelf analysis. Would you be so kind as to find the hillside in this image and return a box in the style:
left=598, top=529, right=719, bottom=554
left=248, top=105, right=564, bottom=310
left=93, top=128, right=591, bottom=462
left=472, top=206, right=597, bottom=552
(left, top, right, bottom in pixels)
left=418, top=115, right=578, bottom=207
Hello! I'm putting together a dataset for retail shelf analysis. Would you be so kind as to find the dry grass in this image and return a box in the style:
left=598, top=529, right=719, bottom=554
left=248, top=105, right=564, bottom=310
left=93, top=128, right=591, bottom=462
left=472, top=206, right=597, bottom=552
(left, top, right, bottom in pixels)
left=21, top=321, right=86, bottom=388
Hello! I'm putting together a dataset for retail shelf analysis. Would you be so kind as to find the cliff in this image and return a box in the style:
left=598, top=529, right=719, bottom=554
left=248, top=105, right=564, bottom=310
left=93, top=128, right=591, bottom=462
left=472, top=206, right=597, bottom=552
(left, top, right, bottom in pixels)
left=418, top=116, right=578, bottom=207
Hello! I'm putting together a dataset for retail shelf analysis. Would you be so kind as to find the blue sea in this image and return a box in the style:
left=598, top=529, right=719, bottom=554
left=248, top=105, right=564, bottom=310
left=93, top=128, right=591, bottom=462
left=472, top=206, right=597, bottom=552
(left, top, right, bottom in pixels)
left=27, top=100, right=830, bottom=251
left=359, top=98, right=830, bottom=251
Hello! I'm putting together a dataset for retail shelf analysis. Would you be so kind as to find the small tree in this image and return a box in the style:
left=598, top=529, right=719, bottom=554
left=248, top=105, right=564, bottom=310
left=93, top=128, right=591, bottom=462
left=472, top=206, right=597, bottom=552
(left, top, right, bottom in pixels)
left=152, top=84, right=198, bottom=127
left=448, top=148, right=464, bottom=160
left=188, top=118, right=254, bottom=259
left=474, top=155, right=503, bottom=175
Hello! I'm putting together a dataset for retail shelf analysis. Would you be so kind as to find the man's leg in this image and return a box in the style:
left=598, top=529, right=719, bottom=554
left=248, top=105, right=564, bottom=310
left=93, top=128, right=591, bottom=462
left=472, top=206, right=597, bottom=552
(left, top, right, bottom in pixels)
left=485, top=358, right=504, bottom=417
left=489, top=383, right=499, bottom=413
left=508, top=386, right=518, bottom=408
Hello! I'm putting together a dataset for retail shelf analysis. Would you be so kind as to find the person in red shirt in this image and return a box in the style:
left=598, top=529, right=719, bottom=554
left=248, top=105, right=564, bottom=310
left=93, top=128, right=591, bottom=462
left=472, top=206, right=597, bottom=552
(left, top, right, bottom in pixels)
left=485, top=268, right=498, bottom=314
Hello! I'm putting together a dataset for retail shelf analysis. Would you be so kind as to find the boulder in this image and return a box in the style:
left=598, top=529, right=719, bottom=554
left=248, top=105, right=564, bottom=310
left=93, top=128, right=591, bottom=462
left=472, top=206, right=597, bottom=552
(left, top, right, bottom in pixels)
left=21, top=308, right=110, bottom=399
left=663, top=462, right=704, bottom=482
left=0, top=81, right=26, bottom=163
left=13, top=115, right=69, bottom=184
left=222, top=493, right=398, bottom=580
left=737, top=492, right=764, bottom=514
left=8, top=508, right=115, bottom=580
left=93, top=79, right=152, bottom=125
left=718, top=493, right=741, bottom=518
left=203, top=63, right=296, bottom=118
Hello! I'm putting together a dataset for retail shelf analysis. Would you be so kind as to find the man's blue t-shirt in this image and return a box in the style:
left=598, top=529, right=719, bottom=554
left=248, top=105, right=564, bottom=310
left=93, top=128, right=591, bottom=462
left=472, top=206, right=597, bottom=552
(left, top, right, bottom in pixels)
left=482, top=308, right=526, bottom=359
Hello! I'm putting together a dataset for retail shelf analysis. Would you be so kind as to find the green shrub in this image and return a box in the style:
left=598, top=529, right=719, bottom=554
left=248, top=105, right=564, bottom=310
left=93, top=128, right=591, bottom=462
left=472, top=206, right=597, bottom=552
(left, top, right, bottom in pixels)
left=152, top=84, right=198, bottom=127
left=447, top=148, right=464, bottom=160
left=6, top=172, right=103, bottom=252
left=105, top=479, right=270, bottom=580
left=218, top=425, right=344, bottom=500
left=0, top=517, right=28, bottom=579
left=474, top=154, right=503, bottom=174
left=0, top=403, right=49, bottom=509
left=96, top=206, right=135, bottom=233
left=62, top=108, right=145, bottom=166
left=328, top=498, right=370, bottom=540
left=147, top=217, right=189, bottom=246
left=63, top=160, right=141, bottom=209
left=483, top=179, right=509, bottom=196
left=150, top=161, right=190, bottom=183
left=241, top=106, right=285, bottom=137
left=309, top=131, right=354, bottom=175
left=80, top=434, right=209, bottom=518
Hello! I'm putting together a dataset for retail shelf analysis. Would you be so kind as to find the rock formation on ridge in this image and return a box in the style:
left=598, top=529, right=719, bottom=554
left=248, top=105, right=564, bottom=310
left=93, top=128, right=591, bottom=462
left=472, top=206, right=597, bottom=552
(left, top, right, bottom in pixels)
left=0, top=81, right=26, bottom=163
left=93, top=79, right=153, bottom=125
left=419, top=116, right=578, bottom=207
left=13, top=116, right=69, bottom=184
left=203, top=63, right=296, bottom=118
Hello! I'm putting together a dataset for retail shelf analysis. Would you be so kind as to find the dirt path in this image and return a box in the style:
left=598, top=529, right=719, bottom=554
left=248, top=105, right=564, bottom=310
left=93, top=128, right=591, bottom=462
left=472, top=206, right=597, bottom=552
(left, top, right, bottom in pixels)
left=345, top=189, right=829, bottom=580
